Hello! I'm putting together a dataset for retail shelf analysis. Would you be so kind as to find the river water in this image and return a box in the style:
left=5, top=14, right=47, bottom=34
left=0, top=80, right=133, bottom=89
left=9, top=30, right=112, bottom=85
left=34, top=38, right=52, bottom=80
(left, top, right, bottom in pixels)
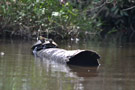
left=0, top=39, right=135, bottom=90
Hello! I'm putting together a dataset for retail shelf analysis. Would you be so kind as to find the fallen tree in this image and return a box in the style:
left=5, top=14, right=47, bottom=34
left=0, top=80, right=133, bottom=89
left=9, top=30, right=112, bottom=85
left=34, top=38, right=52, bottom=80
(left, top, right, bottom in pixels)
left=32, top=38, right=100, bottom=66
left=36, top=48, right=100, bottom=66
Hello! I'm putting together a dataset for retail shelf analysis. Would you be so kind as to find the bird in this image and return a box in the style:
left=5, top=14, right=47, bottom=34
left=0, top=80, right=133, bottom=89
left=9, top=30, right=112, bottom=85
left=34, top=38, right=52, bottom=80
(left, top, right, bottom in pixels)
left=37, top=36, right=46, bottom=43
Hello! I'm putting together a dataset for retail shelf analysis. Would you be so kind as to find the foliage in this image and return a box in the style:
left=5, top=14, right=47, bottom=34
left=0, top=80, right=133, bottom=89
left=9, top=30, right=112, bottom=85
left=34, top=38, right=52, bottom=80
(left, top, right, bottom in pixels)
left=0, top=0, right=101, bottom=39
left=97, top=0, right=135, bottom=41
left=1, top=0, right=135, bottom=41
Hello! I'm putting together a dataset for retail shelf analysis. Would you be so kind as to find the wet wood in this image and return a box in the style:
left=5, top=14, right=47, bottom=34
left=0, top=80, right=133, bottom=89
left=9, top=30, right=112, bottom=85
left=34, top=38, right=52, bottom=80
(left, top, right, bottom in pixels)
left=35, top=48, right=100, bottom=66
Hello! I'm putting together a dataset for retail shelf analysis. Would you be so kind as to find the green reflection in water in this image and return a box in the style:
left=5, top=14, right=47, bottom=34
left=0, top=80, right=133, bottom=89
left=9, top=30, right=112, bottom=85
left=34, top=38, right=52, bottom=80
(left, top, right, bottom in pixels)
left=0, top=39, right=135, bottom=90
left=0, top=39, right=85, bottom=90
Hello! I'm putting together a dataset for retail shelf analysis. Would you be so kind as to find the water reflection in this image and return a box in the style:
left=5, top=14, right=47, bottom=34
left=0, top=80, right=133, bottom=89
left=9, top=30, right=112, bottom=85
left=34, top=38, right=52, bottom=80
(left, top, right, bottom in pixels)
left=0, top=39, right=135, bottom=90
left=34, top=57, right=99, bottom=90
left=69, top=65, right=99, bottom=77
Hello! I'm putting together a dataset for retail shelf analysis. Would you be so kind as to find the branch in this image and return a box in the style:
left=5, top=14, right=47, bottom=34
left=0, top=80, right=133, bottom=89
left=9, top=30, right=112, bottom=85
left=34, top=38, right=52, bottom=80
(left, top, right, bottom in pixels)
left=122, top=5, right=135, bottom=11
left=91, top=1, right=106, bottom=11
left=91, top=2, right=106, bottom=19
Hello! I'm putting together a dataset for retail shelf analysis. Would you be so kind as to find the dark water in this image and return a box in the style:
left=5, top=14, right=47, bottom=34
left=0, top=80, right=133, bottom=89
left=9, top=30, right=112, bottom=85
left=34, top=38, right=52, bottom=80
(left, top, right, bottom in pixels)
left=0, top=39, right=135, bottom=90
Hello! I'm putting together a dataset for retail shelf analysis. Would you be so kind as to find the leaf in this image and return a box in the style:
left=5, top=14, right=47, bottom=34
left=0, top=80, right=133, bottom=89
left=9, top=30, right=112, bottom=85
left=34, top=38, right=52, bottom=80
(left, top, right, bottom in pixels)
left=120, top=11, right=124, bottom=16
left=111, top=7, right=117, bottom=12
left=114, top=8, right=119, bottom=15
left=107, top=29, right=117, bottom=34
left=123, top=12, right=128, bottom=16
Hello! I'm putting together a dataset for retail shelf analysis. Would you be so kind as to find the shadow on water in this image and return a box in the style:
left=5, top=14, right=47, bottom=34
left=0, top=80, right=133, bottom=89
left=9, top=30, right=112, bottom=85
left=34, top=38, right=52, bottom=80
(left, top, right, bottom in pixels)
left=34, top=56, right=99, bottom=77
left=34, top=57, right=99, bottom=90
left=68, top=65, right=99, bottom=78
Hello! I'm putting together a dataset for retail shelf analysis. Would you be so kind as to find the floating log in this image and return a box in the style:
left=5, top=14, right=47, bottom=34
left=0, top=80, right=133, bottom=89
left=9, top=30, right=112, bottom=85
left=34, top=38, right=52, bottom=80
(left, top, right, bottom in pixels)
left=34, top=48, right=100, bottom=66
left=32, top=38, right=100, bottom=66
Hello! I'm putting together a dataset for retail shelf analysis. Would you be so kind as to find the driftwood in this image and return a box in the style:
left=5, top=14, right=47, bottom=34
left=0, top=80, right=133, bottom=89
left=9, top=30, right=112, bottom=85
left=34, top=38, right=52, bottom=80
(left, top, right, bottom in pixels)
left=34, top=48, right=100, bottom=66
left=32, top=38, right=100, bottom=66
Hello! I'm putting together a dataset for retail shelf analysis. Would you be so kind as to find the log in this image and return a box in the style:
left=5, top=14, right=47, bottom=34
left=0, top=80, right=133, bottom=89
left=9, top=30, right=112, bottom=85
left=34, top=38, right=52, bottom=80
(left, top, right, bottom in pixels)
left=34, top=48, right=100, bottom=66
left=32, top=38, right=100, bottom=66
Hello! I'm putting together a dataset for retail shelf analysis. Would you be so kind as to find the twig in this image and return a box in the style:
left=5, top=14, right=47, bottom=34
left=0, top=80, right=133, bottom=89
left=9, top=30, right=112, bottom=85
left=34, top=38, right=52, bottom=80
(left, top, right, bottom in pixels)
left=91, top=2, right=106, bottom=19
left=129, top=23, right=135, bottom=41
left=91, top=1, right=106, bottom=11
left=122, top=5, right=135, bottom=11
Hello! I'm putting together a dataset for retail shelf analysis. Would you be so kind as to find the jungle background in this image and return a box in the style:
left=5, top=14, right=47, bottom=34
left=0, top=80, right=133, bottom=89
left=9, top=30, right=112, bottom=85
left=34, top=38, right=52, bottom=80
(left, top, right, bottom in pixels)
left=0, top=0, right=135, bottom=42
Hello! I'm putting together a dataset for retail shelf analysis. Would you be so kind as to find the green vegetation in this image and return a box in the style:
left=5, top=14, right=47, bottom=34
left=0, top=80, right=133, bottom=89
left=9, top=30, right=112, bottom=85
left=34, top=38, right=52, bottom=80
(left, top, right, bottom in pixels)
left=98, top=0, right=135, bottom=42
left=0, top=0, right=135, bottom=42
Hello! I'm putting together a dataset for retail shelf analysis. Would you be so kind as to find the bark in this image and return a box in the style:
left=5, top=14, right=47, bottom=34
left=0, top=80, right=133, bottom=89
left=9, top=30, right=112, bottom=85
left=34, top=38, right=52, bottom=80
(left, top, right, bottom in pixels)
left=35, top=48, right=100, bottom=66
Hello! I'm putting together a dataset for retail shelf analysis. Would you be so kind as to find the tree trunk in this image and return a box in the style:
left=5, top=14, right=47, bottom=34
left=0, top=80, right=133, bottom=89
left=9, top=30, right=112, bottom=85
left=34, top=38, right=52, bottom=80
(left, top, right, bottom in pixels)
left=35, top=48, right=100, bottom=66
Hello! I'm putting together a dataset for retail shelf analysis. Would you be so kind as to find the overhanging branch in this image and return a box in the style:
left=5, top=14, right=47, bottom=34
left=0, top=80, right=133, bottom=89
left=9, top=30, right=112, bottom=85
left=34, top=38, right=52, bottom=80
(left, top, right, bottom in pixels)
left=122, top=5, right=135, bottom=11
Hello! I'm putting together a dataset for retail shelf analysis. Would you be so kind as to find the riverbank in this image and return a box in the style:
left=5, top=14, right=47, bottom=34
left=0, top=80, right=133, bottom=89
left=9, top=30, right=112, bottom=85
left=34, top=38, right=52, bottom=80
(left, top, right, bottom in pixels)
left=1, top=0, right=135, bottom=42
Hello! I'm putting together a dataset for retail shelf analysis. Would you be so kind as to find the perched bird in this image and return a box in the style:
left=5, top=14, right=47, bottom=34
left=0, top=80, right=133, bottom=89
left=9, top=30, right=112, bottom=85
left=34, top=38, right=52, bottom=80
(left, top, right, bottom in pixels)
left=48, top=39, right=58, bottom=46
left=38, top=36, right=46, bottom=43
left=43, top=39, right=58, bottom=48
left=32, top=36, right=58, bottom=52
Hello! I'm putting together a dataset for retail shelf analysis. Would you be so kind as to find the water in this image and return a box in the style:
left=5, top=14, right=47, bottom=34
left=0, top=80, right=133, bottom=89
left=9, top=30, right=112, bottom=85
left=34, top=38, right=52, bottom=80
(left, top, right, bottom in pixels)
left=0, top=39, right=135, bottom=90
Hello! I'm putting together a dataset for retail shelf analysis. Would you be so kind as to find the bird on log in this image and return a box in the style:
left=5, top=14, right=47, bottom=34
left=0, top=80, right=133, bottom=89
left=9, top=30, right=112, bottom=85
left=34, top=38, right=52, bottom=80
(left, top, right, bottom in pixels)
left=31, top=36, right=100, bottom=66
